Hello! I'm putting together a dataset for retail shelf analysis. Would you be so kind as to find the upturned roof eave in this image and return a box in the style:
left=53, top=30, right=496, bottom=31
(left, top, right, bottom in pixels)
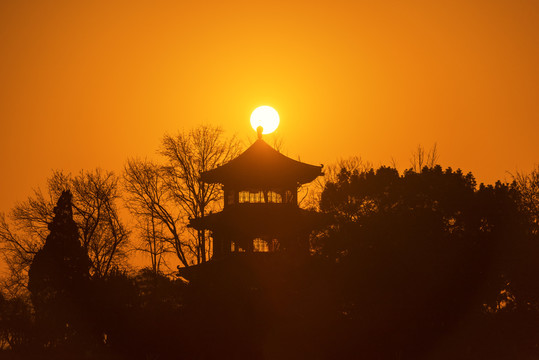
left=200, top=139, right=323, bottom=185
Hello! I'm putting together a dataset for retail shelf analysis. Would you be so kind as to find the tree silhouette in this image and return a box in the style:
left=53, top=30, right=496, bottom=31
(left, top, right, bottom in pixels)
left=299, top=156, right=373, bottom=211
left=123, top=158, right=190, bottom=268
left=124, top=125, right=241, bottom=267
left=160, top=125, right=241, bottom=263
left=27, top=190, right=92, bottom=347
left=315, top=164, right=539, bottom=358
left=410, top=143, right=439, bottom=172
left=0, top=291, right=33, bottom=351
left=0, top=169, right=129, bottom=296
left=512, top=165, right=539, bottom=232
left=0, top=146, right=538, bottom=359
left=137, top=214, right=167, bottom=275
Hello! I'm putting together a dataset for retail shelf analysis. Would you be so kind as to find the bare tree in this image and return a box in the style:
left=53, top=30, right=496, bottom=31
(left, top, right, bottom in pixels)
left=0, top=169, right=129, bottom=295
left=0, top=212, right=43, bottom=297
left=160, top=126, right=242, bottom=263
left=69, top=170, right=129, bottom=277
left=136, top=215, right=167, bottom=274
left=124, top=125, right=242, bottom=266
left=410, top=143, right=439, bottom=172
left=123, top=159, right=189, bottom=268
left=512, top=165, right=539, bottom=233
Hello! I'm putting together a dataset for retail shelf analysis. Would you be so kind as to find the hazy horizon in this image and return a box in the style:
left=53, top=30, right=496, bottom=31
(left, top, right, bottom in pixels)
left=1, top=0, right=538, bottom=214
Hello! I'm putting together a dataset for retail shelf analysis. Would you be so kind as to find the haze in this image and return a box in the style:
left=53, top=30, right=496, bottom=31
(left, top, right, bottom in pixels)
left=1, top=0, right=538, bottom=213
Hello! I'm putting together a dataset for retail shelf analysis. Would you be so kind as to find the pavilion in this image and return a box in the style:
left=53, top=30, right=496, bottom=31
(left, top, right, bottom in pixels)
left=188, top=129, right=323, bottom=260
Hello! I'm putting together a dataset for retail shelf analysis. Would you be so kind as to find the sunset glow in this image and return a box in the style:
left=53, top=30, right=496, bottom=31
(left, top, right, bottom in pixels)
left=1, top=2, right=539, bottom=357
left=0, top=1, right=538, bottom=215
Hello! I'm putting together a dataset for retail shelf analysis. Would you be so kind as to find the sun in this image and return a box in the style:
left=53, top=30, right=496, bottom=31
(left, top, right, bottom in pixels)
left=250, top=106, right=280, bottom=135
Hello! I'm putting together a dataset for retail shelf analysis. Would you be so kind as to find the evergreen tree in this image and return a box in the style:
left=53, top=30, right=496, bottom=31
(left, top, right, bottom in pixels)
left=28, top=190, right=91, bottom=347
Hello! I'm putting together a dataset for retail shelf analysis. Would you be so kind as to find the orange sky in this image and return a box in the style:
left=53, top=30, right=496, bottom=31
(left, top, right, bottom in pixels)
left=1, top=0, right=538, bottom=214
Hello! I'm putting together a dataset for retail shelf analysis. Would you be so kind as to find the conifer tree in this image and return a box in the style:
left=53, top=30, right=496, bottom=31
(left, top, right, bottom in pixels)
left=28, top=190, right=91, bottom=346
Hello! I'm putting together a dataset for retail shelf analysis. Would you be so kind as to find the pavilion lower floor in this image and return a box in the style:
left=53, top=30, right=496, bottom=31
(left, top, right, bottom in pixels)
left=188, top=205, right=327, bottom=259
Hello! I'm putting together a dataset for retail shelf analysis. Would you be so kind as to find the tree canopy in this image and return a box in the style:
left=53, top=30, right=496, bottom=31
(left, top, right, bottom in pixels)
left=1, top=138, right=538, bottom=359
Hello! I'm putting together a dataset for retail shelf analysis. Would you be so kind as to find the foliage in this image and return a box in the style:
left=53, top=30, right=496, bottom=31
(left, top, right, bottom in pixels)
left=28, top=190, right=92, bottom=348
left=0, top=292, right=33, bottom=351
left=0, top=169, right=129, bottom=295
left=0, top=150, right=538, bottom=359
left=299, top=156, right=372, bottom=211
left=315, top=164, right=539, bottom=358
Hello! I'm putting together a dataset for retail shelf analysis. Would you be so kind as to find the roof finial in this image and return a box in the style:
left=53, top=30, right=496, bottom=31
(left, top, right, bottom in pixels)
left=257, top=125, right=263, bottom=139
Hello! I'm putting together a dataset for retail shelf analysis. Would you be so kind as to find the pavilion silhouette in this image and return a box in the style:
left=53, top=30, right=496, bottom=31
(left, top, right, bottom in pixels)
left=183, top=127, right=323, bottom=277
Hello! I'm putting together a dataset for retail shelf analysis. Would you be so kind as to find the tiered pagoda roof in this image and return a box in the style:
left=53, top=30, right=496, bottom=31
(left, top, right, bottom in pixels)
left=189, top=204, right=319, bottom=232
left=201, top=138, right=322, bottom=187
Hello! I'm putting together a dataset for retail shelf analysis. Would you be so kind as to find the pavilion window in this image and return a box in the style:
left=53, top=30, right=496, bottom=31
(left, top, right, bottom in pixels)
left=239, top=191, right=249, bottom=203
left=231, top=241, right=246, bottom=252
left=269, top=238, right=280, bottom=251
left=284, top=190, right=294, bottom=203
left=268, top=191, right=282, bottom=203
left=253, top=238, right=269, bottom=252
left=238, top=190, right=283, bottom=204
left=249, top=191, right=264, bottom=203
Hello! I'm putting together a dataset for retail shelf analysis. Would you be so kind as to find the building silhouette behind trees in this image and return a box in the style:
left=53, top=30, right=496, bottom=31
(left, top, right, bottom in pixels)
left=0, top=126, right=538, bottom=359
left=188, top=129, right=323, bottom=259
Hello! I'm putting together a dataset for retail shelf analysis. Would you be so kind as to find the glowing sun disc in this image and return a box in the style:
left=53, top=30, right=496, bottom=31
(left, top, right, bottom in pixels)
left=250, top=106, right=280, bottom=134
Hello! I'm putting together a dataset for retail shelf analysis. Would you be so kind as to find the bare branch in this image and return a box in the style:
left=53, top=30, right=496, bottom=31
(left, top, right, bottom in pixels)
left=124, top=125, right=242, bottom=267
